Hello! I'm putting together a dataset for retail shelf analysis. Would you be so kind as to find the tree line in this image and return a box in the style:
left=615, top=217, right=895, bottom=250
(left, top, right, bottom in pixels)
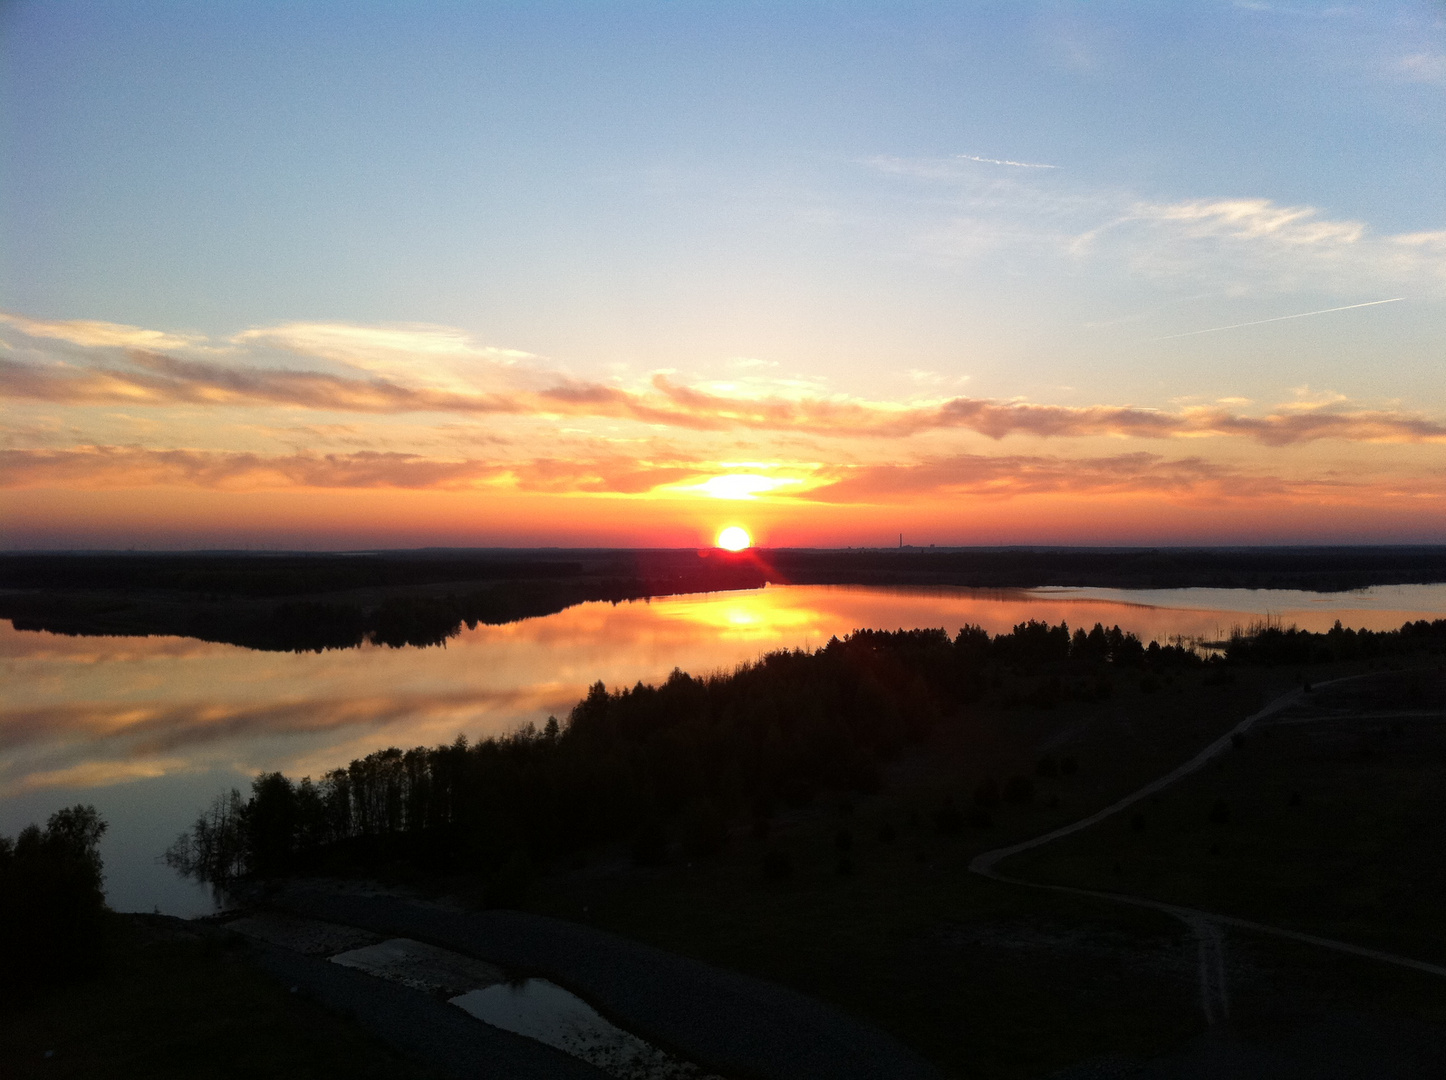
left=166, top=617, right=1446, bottom=898
left=0, top=805, right=109, bottom=1003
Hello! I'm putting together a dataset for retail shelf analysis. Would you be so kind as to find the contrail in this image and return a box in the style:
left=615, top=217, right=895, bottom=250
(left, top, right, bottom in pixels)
left=1155, top=298, right=1404, bottom=340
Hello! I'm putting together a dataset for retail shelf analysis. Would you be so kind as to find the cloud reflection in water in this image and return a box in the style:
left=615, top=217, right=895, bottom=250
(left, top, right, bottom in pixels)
left=6, top=583, right=1446, bottom=798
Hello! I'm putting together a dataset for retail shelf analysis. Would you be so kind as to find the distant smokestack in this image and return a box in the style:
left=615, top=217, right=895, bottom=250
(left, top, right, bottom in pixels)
left=899, top=533, right=903, bottom=549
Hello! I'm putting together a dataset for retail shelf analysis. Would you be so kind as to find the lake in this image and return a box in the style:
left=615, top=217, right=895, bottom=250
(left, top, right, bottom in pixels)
left=5, top=582, right=1446, bottom=917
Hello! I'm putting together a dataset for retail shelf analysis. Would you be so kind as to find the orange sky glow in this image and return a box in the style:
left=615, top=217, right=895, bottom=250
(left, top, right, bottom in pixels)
left=3, top=5, right=1443, bottom=550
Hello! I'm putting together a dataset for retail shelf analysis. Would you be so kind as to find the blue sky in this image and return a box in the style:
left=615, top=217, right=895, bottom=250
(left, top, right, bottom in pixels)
left=2, top=1, right=1444, bottom=546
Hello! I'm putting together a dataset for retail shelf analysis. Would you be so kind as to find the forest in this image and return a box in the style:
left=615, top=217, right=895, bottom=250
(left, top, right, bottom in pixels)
left=166, top=616, right=1446, bottom=900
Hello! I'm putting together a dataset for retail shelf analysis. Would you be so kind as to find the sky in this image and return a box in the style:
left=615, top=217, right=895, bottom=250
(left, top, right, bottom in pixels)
left=2, top=0, right=1444, bottom=549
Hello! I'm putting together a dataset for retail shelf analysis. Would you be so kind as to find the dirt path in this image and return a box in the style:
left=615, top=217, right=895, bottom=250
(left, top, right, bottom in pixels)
left=969, top=674, right=1446, bottom=1025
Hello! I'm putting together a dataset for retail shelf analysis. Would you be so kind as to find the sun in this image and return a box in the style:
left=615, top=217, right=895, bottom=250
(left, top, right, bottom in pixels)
left=716, top=525, right=752, bottom=551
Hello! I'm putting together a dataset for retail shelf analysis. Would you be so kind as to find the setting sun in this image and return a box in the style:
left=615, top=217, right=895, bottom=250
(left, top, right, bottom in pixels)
left=716, top=526, right=752, bottom=551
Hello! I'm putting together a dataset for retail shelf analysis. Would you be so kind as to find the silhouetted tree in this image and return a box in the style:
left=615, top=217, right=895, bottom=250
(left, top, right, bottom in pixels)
left=0, top=805, right=109, bottom=1000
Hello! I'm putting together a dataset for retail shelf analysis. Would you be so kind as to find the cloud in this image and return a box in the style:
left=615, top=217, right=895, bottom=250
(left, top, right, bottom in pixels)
left=0, top=350, right=529, bottom=414
left=1073, top=197, right=1446, bottom=293
left=0, top=313, right=202, bottom=351
left=800, top=452, right=1443, bottom=506
left=860, top=158, right=1446, bottom=292
left=1398, top=52, right=1446, bottom=85
left=955, top=154, right=1060, bottom=169
left=233, top=321, right=534, bottom=393
left=1127, top=198, right=1365, bottom=246
left=4, top=312, right=1446, bottom=447
left=803, top=452, right=1265, bottom=503
left=5, top=348, right=1446, bottom=447
left=0, top=446, right=707, bottom=495
left=5, top=444, right=1441, bottom=521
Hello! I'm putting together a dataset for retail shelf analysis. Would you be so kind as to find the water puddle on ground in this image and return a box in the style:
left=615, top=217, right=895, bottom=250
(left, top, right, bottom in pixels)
left=317, top=934, right=720, bottom=1079
left=450, top=977, right=723, bottom=1080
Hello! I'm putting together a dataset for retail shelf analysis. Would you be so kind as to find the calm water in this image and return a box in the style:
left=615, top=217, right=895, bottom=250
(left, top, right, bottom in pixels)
left=5, top=582, right=1446, bottom=916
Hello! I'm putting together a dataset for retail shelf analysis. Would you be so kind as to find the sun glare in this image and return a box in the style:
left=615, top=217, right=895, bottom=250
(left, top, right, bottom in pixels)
left=716, top=526, right=752, bottom=551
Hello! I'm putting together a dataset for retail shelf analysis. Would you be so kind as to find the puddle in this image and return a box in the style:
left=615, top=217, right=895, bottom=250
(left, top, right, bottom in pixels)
left=330, top=937, right=505, bottom=996
left=451, top=978, right=724, bottom=1080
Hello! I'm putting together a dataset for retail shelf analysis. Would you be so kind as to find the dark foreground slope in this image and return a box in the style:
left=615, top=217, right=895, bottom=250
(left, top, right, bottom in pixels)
left=4, top=545, right=1445, bottom=652
left=166, top=620, right=1446, bottom=1077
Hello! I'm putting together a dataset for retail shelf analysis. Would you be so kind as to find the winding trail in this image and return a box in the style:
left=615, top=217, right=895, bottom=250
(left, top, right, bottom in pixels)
left=968, top=675, right=1446, bottom=1022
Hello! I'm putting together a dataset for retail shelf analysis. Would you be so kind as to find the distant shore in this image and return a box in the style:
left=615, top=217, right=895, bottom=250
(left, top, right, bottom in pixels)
left=3, top=546, right=1445, bottom=652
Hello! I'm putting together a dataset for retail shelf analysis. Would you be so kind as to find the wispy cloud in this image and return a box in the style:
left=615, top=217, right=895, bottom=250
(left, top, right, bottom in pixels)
left=4, top=326, right=1446, bottom=446
left=1074, top=197, right=1446, bottom=293
left=801, top=452, right=1444, bottom=506
left=861, top=157, right=1446, bottom=293
left=803, top=452, right=1279, bottom=503
left=955, top=154, right=1060, bottom=169
left=4, top=445, right=1442, bottom=518
left=1124, top=198, right=1365, bottom=246
left=233, top=321, right=534, bottom=394
left=0, top=446, right=707, bottom=495
left=1398, top=52, right=1446, bottom=85
left=0, top=313, right=202, bottom=351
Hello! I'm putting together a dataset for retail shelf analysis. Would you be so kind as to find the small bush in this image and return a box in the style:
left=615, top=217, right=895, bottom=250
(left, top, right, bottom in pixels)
left=1209, top=798, right=1231, bottom=825
left=1035, top=754, right=1059, bottom=778
left=1060, top=756, right=1079, bottom=777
